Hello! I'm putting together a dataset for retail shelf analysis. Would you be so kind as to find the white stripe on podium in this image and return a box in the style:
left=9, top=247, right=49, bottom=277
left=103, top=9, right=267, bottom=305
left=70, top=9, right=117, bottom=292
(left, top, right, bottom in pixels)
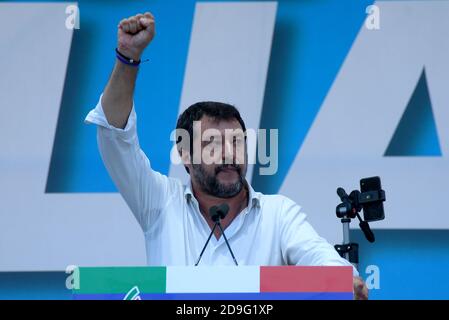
left=166, top=266, right=260, bottom=293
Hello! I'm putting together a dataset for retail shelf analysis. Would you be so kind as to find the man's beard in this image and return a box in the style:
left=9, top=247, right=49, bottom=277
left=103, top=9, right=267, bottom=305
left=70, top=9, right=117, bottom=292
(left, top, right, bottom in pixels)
left=191, top=163, right=245, bottom=198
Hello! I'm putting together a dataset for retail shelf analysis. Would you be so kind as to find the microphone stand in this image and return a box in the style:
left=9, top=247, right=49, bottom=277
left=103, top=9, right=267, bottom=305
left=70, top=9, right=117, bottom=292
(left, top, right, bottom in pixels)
left=195, top=223, right=218, bottom=266
left=335, top=212, right=360, bottom=271
left=217, top=222, right=238, bottom=266
left=195, top=204, right=239, bottom=266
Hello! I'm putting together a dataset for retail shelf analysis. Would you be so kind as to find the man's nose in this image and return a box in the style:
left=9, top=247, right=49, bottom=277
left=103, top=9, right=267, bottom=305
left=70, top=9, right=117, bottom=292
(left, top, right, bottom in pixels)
left=222, top=139, right=234, bottom=164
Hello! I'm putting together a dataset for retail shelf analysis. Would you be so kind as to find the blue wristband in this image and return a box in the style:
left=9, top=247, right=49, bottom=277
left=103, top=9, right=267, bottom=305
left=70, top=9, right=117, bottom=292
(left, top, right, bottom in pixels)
left=115, top=48, right=141, bottom=67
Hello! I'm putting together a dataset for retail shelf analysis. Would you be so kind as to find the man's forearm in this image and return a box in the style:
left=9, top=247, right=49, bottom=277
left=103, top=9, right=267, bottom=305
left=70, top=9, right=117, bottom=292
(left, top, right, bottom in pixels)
left=101, top=61, right=139, bottom=129
left=101, top=12, right=155, bottom=128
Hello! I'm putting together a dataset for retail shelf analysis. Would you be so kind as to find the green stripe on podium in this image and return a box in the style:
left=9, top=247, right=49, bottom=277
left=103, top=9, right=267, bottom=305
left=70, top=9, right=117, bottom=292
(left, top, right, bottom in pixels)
left=74, top=267, right=166, bottom=294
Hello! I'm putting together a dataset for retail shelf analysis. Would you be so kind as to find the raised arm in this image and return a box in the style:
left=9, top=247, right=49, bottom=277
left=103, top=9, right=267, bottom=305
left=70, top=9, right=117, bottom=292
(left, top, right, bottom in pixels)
left=85, top=12, right=174, bottom=233
left=102, top=12, right=155, bottom=129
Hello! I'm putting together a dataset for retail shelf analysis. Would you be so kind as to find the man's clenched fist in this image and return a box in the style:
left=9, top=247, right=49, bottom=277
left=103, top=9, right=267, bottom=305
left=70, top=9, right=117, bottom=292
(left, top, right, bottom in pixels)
left=117, top=12, right=155, bottom=61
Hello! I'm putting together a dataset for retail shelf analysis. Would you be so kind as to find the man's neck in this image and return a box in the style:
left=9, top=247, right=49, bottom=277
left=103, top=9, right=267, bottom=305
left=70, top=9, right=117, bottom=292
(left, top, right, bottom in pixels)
left=192, top=181, right=249, bottom=239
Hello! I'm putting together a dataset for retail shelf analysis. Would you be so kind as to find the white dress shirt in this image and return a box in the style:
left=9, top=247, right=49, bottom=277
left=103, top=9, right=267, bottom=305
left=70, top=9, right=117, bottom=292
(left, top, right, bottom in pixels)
left=85, top=96, right=356, bottom=273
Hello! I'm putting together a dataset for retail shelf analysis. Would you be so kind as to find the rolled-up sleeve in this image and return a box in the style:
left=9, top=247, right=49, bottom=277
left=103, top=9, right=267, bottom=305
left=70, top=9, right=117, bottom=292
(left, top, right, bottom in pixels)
left=280, top=197, right=358, bottom=276
left=84, top=95, right=170, bottom=233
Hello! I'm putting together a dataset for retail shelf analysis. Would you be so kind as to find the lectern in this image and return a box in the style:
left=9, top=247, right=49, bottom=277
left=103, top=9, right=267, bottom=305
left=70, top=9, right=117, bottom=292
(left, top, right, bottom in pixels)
left=72, top=266, right=353, bottom=300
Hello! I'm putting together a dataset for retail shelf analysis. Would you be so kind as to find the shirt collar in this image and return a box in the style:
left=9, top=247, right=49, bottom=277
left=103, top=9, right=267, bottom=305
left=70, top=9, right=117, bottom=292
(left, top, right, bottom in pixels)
left=184, top=179, right=261, bottom=209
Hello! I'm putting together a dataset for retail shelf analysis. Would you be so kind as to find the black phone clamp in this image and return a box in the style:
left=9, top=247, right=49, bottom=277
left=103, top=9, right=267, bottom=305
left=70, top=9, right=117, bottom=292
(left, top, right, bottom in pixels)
left=334, top=180, right=385, bottom=270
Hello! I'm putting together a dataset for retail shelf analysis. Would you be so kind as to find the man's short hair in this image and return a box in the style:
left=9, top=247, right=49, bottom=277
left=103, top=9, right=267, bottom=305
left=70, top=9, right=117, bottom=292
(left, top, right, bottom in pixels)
left=175, top=101, right=247, bottom=173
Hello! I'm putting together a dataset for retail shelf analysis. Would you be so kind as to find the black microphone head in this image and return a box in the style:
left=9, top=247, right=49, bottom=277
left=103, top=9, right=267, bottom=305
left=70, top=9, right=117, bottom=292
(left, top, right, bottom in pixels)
left=217, top=203, right=229, bottom=219
left=209, top=206, right=220, bottom=222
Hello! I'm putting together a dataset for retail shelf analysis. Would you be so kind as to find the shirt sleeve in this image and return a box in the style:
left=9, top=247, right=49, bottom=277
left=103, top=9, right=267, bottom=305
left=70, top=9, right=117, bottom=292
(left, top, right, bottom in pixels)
left=84, top=95, right=171, bottom=233
left=280, top=197, right=359, bottom=276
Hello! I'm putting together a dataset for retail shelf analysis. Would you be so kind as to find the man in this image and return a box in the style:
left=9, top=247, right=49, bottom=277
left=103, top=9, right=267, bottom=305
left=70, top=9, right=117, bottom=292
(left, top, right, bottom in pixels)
left=85, top=12, right=368, bottom=299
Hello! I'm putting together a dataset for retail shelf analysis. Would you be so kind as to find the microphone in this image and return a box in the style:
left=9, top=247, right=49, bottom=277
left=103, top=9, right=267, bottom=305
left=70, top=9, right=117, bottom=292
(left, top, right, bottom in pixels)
left=195, top=203, right=238, bottom=266
left=210, top=204, right=227, bottom=222
left=195, top=207, right=218, bottom=266
left=215, top=203, right=229, bottom=220
left=214, top=204, right=238, bottom=266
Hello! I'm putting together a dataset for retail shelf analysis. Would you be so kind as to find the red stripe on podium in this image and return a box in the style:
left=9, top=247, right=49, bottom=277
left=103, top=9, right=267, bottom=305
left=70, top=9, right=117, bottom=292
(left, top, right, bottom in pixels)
left=260, top=266, right=353, bottom=293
